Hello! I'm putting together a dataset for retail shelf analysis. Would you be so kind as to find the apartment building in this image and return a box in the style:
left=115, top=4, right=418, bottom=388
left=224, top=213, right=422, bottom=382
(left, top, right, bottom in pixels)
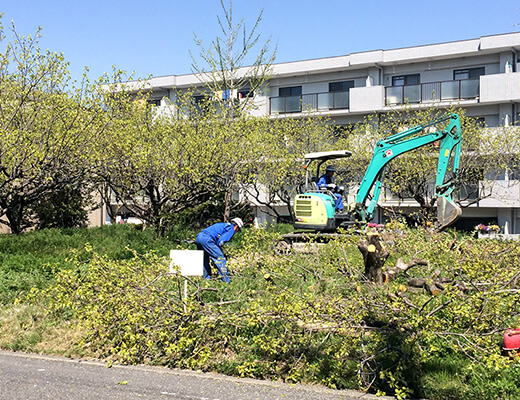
left=102, top=32, right=520, bottom=233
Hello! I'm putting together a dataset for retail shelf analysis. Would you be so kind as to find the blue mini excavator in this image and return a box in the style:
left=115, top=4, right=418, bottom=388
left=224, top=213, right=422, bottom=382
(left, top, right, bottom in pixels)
left=292, top=113, right=463, bottom=233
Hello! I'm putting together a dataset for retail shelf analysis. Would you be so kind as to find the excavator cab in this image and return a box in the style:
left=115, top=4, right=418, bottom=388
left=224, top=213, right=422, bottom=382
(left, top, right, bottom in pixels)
left=293, top=150, right=352, bottom=231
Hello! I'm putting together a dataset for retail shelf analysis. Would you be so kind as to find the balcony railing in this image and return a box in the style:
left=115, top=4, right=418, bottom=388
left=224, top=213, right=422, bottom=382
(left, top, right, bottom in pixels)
left=381, top=183, right=479, bottom=204
left=385, top=78, right=480, bottom=105
left=270, top=91, right=349, bottom=114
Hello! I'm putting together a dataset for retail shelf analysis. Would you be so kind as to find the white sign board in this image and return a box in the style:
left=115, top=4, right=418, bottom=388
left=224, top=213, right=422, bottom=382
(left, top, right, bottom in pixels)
left=169, top=250, right=204, bottom=276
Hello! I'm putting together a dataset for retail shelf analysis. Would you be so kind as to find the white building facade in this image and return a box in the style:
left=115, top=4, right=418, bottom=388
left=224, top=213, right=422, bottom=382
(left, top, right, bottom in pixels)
left=106, top=32, right=520, bottom=233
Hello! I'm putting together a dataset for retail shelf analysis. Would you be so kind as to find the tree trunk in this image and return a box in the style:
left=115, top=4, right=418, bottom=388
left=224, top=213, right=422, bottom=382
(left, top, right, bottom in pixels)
left=223, top=181, right=232, bottom=222
left=223, top=166, right=243, bottom=222
left=358, top=233, right=389, bottom=284
left=4, top=200, right=23, bottom=234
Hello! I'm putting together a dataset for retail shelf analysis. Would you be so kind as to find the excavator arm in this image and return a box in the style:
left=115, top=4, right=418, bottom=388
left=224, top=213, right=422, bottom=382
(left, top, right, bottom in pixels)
left=353, top=113, right=462, bottom=230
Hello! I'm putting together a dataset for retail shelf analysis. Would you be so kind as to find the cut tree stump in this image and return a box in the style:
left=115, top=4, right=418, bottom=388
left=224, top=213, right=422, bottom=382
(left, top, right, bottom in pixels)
left=357, top=232, right=450, bottom=292
left=358, top=232, right=431, bottom=285
left=358, top=232, right=389, bottom=284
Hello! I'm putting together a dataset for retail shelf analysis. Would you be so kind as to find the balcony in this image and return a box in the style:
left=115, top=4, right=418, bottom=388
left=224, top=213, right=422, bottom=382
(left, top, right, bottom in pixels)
left=270, top=91, right=349, bottom=114
left=385, top=78, right=479, bottom=105
left=480, top=72, right=520, bottom=103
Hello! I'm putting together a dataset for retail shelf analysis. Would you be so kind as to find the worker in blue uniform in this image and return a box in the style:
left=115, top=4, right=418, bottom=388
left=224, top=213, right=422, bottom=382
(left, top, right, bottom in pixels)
left=317, top=165, right=344, bottom=212
left=195, top=217, right=244, bottom=282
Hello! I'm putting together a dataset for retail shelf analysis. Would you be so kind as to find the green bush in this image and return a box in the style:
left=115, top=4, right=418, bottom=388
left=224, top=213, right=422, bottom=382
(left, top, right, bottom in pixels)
left=32, top=183, right=93, bottom=229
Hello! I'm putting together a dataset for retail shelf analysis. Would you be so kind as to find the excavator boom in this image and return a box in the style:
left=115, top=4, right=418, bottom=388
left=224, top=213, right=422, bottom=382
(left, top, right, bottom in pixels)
left=354, top=113, right=462, bottom=230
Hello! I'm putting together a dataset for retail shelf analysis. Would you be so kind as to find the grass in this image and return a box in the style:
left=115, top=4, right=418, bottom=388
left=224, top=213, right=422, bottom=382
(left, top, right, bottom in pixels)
left=0, top=224, right=192, bottom=305
left=0, top=304, right=86, bottom=357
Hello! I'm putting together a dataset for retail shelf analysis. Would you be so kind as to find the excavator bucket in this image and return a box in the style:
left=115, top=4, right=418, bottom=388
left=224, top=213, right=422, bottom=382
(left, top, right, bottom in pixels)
left=436, top=196, right=462, bottom=231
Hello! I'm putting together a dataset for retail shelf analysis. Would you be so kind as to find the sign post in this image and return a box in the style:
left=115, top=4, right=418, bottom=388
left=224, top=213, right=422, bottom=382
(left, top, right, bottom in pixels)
left=169, top=250, right=204, bottom=310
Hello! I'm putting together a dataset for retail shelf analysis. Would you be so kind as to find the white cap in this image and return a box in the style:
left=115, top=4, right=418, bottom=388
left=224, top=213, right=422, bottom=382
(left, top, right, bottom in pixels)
left=231, top=217, right=244, bottom=229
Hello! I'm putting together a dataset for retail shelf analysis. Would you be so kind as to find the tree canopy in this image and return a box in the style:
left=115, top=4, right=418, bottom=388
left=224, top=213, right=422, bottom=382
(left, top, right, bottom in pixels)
left=0, top=20, right=109, bottom=233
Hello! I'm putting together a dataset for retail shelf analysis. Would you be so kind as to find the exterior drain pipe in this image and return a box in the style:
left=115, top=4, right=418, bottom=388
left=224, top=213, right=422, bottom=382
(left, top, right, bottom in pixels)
left=375, top=63, right=384, bottom=86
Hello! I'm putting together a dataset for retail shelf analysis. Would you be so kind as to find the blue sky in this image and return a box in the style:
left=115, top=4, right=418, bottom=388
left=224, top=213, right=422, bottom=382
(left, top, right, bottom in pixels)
left=1, top=0, right=519, bottom=83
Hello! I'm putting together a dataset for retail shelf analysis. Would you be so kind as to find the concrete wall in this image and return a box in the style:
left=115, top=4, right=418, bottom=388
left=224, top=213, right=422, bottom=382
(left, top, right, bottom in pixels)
left=479, top=180, right=520, bottom=208
left=481, top=72, right=520, bottom=103
left=350, top=86, right=385, bottom=112
left=87, top=192, right=107, bottom=228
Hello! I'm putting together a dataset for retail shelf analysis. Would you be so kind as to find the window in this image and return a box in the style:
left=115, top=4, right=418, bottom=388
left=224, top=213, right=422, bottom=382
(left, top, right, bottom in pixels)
left=466, top=168, right=484, bottom=182
left=238, top=88, right=254, bottom=99
left=454, top=67, right=485, bottom=80
left=388, top=74, right=421, bottom=104
left=474, top=117, right=486, bottom=127
left=272, top=86, right=302, bottom=113
left=329, top=81, right=354, bottom=92
left=279, top=86, right=302, bottom=97
left=392, top=74, right=420, bottom=86
left=193, top=94, right=206, bottom=104
left=457, top=167, right=483, bottom=201
left=147, top=98, right=161, bottom=106
left=331, top=124, right=354, bottom=139
left=193, top=94, right=211, bottom=113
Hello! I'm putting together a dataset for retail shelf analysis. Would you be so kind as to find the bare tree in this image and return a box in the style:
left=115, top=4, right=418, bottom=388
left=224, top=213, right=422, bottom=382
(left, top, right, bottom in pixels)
left=189, top=1, right=277, bottom=221
left=190, top=0, right=276, bottom=117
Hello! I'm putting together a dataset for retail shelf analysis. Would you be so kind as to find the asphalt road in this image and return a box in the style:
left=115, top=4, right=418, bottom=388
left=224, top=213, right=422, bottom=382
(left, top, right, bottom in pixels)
left=0, top=350, right=393, bottom=400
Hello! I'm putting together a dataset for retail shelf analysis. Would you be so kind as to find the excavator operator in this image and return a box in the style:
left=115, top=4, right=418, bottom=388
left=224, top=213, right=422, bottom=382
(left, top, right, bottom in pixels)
left=317, top=165, right=344, bottom=213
